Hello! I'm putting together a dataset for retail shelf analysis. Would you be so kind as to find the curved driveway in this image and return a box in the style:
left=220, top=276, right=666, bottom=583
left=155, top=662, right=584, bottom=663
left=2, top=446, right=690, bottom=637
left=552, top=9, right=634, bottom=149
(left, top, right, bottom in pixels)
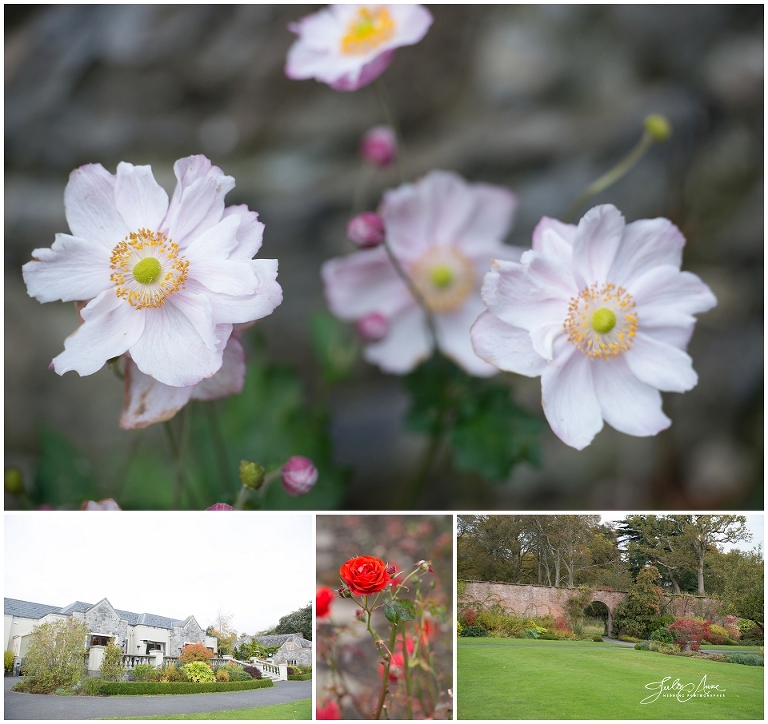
left=4, top=677, right=311, bottom=720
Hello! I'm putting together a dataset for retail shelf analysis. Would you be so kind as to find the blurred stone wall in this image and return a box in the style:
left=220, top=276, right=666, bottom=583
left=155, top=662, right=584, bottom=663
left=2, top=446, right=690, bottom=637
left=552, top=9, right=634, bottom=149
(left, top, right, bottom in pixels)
left=5, top=5, right=763, bottom=509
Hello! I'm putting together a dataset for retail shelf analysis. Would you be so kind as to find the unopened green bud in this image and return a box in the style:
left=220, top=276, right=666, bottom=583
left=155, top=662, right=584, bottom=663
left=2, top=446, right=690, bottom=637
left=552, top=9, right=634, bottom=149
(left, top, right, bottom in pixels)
left=239, top=460, right=265, bottom=491
left=644, top=114, right=672, bottom=143
left=4, top=468, right=24, bottom=496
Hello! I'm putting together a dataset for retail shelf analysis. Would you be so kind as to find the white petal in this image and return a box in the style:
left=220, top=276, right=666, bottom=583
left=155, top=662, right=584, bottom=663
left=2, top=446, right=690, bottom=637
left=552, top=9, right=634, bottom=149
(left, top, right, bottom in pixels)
left=532, top=216, right=577, bottom=263
left=593, top=356, right=671, bottom=437
left=435, top=297, right=499, bottom=377
left=194, top=259, right=283, bottom=326
left=322, top=248, right=413, bottom=320
left=541, top=341, right=603, bottom=450
left=22, top=234, right=111, bottom=303
left=470, top=311, right=548, bottom=378
left=64, top=164, right=129, bottom=248
left=221, top=205, right=264, bottom=259
left=52, top=291, right=146, bottom=377
left=571, top=204, right=625, bottom=288
left=191, top=335, right=247, bottom=401
left=162, top=156, right=235, bottom=246
left=608, top=217, right=685, bottom=288
left=189, top=259, right=256, bottom=297
left=381, top=180, right=434, bottom=263
left=128, top=301, right=227, bottom=387
left=183, top=213, right=241, bottom=262
left=363, top=305, right=431, bottom=374
left=626, top=332, right=698, bottom=393
left=632, top=266, right=718, bottom=325
left=168, top=292, right=217, bottom=351
left=120, top=357, right=194, bottom=429
left=114, top=162, right=169, bottom=232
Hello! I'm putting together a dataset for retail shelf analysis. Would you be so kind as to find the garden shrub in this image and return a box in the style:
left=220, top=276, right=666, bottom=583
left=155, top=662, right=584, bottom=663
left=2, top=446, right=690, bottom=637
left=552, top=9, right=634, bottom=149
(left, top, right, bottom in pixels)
left=221, top=665, right=252, bottom=682
left=726, top=653, right=763, bottom=666
left=524, top=628, right=541, bottom=639
left=179, top=643, right=213, bottom=664
left=22, top=618, right=89, bottom=693
left=635, top=641, right=650, bottom=651
left=538, top=632, right=561, bottom=640
left=157, top=663, right=187, bottom=682
left=76, top=677, right=107, bottom=696
left=612, top=567, right=664, bottom=640
left=131, top=663, right=157, bottom=682
left=460, top=625, right=487, bottom=637
left=650, top=628, right=674, bottom=644
left=183, top=661, right=216, bottom=683
left=243, top=665, right=262, bottom=679
left=4, top=650, right=14, bottom=674
left=618, top=635, right=642, bottom=643
left=592, top=635, right=604, bottom=642
left=215, top=668, right=229, bottom=681
left=706, top=624, right=730, bottom=646
left=288, top=672, right=312, bottom=680
left=100, top=640, right=126, bottom=682
left=669, top=618, right=709, bottom=651
left=94, top=679, right=273, bottom=695
left=723, top=615, right=741, bottom=640
left=461, top=607, right=477, bottom=627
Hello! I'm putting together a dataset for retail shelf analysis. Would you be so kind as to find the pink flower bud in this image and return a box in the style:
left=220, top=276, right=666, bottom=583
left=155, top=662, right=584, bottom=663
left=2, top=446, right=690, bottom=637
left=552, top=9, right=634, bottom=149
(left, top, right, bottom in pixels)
left=281, top=456, right=318, bottom=496
left=360, top=125, right=397, bottom=167
left=347, top=212, right=385, bottom=249
left=80, top=498, right=121, bottom=511
left=355, top=312, right=389, bottom=342
left=206, top=503, right=234, bottom=510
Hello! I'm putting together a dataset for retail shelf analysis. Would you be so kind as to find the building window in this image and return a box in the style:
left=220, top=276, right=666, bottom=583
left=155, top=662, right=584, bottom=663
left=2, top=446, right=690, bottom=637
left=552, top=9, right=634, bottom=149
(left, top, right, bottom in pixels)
left=89, top=635, right=111, bottom=647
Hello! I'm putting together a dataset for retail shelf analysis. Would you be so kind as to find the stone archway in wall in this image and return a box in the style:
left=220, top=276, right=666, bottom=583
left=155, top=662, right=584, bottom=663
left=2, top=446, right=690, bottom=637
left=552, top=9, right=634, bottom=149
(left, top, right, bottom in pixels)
left=584, top=590, right=628, bottom=637
left=584, top=600, right=610, bottom=636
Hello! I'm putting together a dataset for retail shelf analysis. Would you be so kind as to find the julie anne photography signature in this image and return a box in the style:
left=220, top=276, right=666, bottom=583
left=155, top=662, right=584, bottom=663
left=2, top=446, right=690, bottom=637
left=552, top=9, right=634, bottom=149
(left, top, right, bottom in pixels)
left=641, top=675, right=726, bottom=704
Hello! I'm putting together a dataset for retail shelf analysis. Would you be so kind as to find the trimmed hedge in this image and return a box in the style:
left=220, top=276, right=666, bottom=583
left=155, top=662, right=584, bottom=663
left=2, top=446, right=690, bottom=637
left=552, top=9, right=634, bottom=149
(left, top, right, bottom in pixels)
left=288, top=673, right=312, bottom=681
left=96, top=679, right=273, bottom=695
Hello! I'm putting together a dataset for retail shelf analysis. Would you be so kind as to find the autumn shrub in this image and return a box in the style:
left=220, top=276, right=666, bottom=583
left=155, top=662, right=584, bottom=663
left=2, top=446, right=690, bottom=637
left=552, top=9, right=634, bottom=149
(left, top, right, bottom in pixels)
left=723, top=615, right=741, bottom=640
left=157, top=663, right=187, bottom=682
left=243, top=665, right=262, bottom=680
left=215, top=668, right=229, bottom=681
left=461, top=607, right=477, bottom=627
left=23, top=618, right=89, bottom=693
left=179, top=643, right=213, bottom=664
left=706, top=624, right=730, bottom=646
left=183, top=661, right=216, bottom=683
left=4, top=650, right=14, bottom=674
left=669, top=618, right=709, bottom=651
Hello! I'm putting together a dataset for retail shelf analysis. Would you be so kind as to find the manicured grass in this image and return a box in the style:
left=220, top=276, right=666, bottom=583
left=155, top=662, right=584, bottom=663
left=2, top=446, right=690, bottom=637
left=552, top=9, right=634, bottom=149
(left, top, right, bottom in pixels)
left=113, top=698, right=312, bottom=719
left=458, top=638, right=764, bottom=719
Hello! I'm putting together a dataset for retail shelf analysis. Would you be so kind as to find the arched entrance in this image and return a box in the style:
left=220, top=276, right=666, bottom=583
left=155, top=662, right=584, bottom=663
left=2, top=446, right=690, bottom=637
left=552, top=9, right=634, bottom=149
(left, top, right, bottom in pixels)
left=583, top=600, right=611, bottom=636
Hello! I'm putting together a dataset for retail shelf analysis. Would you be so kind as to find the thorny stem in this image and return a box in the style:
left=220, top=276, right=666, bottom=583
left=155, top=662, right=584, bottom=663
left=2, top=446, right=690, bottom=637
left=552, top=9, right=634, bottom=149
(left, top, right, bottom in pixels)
left=564, top=131, right=656, bottom=222
left=375, top=617, right=400, bottom=720
left=401, top=627, right=413, bottom=719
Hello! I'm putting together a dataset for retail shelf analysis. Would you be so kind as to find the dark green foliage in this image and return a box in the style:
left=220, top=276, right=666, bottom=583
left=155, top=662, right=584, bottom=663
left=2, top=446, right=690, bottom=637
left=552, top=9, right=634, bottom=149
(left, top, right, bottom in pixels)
left=404, top=356, right=542, bottom=482
left=288, top=673, right=312, bottom=680
left=217, top=666, right=253, bottom=682
left=726, top=653, right=764, bottom=666
left=592, top=635, right=604, bottom=642
left=460, top=626, right=488, bottom=637
left=34, top=426, right=97, bottom=506
left=650, top=628, right=674, bottom=644
left=93, top=679, right=273, bottom=695
left=130, top=663, right=157, bottom=682
left=265, top=602, right=312, bottom=641
left=310, top=312, right=359, bottom=384
left=384, top=599, right=416, bottom=624
left=612, top=567, right=664, bottom=639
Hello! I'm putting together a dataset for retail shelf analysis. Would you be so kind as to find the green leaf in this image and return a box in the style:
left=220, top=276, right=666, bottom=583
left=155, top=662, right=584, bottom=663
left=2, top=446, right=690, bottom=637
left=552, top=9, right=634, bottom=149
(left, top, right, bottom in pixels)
left=384, top=599, right=416, bottom=623
left=309, top=312, right=359, bottom=385
left=35, top=426, right=97, bottom=506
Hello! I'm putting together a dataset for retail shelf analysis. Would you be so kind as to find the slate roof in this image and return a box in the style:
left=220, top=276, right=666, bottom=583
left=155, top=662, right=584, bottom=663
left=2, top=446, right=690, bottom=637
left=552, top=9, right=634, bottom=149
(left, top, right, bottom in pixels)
left=5, top=598, right=190, bottom=631
left=237, top=633, right=312, bottom=648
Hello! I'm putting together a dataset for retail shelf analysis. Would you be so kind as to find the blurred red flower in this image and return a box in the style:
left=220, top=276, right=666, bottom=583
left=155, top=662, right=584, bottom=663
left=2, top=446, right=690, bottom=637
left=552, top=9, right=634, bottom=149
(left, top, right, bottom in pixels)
left=317, top=587, right=334, bottom=618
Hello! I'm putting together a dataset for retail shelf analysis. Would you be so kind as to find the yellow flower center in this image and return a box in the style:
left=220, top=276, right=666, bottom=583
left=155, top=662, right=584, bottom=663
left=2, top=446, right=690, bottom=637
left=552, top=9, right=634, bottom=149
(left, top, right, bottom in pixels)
left=340, top=7, right=396, bottom=56
left=564, top=283, right=638, bottom=359
left=110, top=229, right=189, bottom=310
left=409, top=246, right=475, bottom=314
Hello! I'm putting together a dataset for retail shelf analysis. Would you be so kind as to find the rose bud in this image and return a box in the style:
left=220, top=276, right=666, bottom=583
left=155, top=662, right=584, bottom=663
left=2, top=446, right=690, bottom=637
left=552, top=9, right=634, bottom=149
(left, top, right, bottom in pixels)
left=360, top=125, right=397, bottom=167
left=206, top=503, right=234, bottom=510
left=355, top=312, right=389, bottom=342
left=347, top=212, right=385, bottom=249
left=281, top=456, right=318, bottom=496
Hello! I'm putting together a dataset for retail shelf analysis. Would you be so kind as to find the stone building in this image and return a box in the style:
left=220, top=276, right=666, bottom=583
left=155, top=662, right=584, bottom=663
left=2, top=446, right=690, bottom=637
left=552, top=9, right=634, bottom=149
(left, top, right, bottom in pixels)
left=4, top=596, right=217, bottom=660
left=236, top=633, right=312, bottom=666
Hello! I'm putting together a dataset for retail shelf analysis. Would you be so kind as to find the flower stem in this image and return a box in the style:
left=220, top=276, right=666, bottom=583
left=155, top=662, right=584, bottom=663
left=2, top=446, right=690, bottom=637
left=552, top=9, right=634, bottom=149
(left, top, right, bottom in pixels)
left=401, top=628, right=413, bottom=719
left=374, top=619, right=400, bottom=720
left=205, top=402, right=234, bottom=496
left=233, top=485, right=251, bottom=510
left=565, top=130, right=656, bottom=222
left=372, top=78, right=408, bottom=183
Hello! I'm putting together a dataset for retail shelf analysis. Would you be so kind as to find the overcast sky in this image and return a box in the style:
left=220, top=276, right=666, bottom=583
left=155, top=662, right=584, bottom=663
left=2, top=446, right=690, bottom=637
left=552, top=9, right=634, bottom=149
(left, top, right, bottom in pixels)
left=4, top=513, right=313, bottom=636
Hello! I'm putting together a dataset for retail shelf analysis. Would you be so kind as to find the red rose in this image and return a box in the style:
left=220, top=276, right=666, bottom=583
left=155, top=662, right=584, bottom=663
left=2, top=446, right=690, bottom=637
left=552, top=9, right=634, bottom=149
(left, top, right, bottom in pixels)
left=316, top=586, right=334, bottom=618
left=340, top=555, right=389, bottom=596
left=317, top=700, right=341, bottom=719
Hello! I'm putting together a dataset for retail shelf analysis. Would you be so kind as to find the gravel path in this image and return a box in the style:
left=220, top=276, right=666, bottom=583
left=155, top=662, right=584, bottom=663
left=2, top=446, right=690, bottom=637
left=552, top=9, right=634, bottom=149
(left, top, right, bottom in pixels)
left=4, top=677, right=311, bottom=720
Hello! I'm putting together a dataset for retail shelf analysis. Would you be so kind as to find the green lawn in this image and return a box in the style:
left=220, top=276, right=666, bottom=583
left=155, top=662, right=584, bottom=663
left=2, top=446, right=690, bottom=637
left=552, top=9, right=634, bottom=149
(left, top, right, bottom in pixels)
left=112, top=698, right=312, bottom=720
left=458, top=639, right=763, bottom=719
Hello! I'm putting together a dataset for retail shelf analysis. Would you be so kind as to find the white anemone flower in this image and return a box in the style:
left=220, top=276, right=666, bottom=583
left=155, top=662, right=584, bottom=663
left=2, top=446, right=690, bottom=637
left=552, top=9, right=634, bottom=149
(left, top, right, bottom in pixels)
left=285, top=4, right=433, bottom=91
left=323, top=170, right=522, bottom=376
left=22, top=156, right=282, bottom=388
left=471, top=204, right=717, bottom=449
